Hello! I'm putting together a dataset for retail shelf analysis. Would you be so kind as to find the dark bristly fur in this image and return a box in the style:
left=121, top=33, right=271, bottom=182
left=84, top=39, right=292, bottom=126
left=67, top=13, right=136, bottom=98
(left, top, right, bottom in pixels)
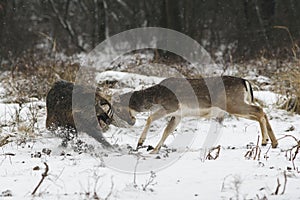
left=46, top=80, right=112, bottom=147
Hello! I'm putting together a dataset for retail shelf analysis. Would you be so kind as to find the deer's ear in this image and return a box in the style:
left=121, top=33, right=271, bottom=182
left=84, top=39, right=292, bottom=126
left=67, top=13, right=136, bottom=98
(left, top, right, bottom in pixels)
left=111, top=93, right=121, bottom=103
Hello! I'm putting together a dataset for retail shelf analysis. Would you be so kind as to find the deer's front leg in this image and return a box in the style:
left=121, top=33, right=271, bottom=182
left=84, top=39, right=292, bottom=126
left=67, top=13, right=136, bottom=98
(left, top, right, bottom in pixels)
left=137, top=108, right=167, bottom=149
left=150, top=116, right=181, bottom=154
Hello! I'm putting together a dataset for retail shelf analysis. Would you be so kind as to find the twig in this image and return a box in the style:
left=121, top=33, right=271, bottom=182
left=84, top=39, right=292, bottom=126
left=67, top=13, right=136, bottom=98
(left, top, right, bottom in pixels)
left=244, top=136, right=261, bottom=160
left=253, top=135, right=261, bottom=160
left=0, top=153, right=15, bottom=156
left=281, top=171, right=287, bottom=195
left=32, top=162, right=49, bottom=195
left=142, top=171, right=156, bottom=191
left=133, top=154, right=141, bottom=188
left=272, top=178, right=281, bottom=195
left=292, top=144, right=300, bottom=161
left=277, top=134, right=299, bottom=143
left=104, top=176, right=114, bottom=200
left=278, top=134, right=300, bottom=170
left=264, top=145, right=271, bottom=161
left=220, top=174, right=232, bottom=192
left=0, top=135, right=10, bottom=147
left=206, top=145, right=221, bottom=160
left=272, top=171, right=288, bottom=195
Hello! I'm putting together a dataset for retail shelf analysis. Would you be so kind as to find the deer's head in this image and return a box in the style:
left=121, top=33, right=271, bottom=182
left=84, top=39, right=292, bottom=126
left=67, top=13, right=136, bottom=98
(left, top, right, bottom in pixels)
left=112, top=92, right=136, bottom=127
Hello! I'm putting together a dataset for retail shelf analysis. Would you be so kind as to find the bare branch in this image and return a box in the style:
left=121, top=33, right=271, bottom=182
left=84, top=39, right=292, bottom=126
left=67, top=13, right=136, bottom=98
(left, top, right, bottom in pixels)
left=104, top=176, right=114, bottom=200
left=253, top=136, right=261, bottom=160
left=133, top=154, right=141, bottom=188
left=281, top=171, right=287, bottom=195
left=278, top=134, right=300, bottom=170
left=64, top=0, right=71, bottom=20
left=206, top=145, right=221, bottom=160
left=116, top=0, right=133, bottom=15
left=272, top=171, right=288, bottom=196
left=32, top=162, right=49, bottom=195
left=277, top=134, right=299, bottom=143
left=244, top=136, right=261, bottom=160
left=272, top=178, right=281, bottom=195
left=48, top=0, right=86, bottom=52
left=142, top=171, right=156, bottom=191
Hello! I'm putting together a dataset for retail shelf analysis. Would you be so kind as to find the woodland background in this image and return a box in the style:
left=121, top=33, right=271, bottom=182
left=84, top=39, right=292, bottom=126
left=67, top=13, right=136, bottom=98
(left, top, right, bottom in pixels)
left=1, top=0, right=300, bottom=66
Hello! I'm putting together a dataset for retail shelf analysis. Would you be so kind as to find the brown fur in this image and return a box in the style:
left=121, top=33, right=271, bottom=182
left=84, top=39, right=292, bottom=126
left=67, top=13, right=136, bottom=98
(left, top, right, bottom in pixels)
left=113, top=76, right=278, bottom=153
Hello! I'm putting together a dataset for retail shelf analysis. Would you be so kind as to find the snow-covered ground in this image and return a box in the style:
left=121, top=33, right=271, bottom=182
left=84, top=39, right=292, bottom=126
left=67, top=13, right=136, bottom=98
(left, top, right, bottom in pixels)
left=1, top=71, right=300, bottom=200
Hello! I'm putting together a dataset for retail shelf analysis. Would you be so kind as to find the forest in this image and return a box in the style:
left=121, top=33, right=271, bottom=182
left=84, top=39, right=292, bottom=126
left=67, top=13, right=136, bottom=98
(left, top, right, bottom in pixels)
left=1, top=0, right=300, bottom=62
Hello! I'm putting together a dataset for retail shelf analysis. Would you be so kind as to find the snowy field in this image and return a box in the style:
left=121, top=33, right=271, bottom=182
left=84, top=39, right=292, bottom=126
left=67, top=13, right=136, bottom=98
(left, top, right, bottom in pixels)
left=1, top=71, right=300, bottom=200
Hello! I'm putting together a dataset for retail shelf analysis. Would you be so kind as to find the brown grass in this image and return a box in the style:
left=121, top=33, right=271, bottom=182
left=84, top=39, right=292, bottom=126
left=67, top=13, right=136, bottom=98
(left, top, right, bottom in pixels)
left=1, top=58, right=79, bottom=102
left=274, top=60, right=300, bottom=114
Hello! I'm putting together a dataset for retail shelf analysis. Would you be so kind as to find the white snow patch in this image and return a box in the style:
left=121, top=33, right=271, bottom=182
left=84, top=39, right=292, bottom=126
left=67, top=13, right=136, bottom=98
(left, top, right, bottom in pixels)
left=254, top=91, right=281, bottom=106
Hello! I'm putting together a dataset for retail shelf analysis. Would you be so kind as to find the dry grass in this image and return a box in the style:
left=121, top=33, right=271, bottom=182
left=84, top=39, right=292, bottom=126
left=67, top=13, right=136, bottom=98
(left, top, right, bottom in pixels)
left=271, top=26, right=300, bottom=114
left=2, top=47, right=300, bottom=112
left=1, top=57, right=79, bottom=102
left=274, top=60, right=300, bottom=114
left=0, top=53, right=80, bottom=144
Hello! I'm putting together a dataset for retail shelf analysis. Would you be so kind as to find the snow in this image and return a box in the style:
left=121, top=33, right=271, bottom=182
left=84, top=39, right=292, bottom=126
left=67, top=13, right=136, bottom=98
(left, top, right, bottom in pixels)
left=1, top=71, right=300, bottom=199
left=254, top=91, right=280, bottom=106
left=96, top=71, right=164, bottom=91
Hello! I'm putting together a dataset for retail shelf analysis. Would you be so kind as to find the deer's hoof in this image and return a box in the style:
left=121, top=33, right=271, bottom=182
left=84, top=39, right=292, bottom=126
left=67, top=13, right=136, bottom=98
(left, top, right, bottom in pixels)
left=271, top=142, right=278, bottom=148
left=149, top=149, right=159, bottom=154
left=136, top=143, right=142, bottom=149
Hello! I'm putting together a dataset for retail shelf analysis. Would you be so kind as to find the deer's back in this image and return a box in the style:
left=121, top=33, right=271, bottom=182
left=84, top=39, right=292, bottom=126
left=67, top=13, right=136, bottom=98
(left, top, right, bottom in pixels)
left=157, top=76, right=249, bottom=109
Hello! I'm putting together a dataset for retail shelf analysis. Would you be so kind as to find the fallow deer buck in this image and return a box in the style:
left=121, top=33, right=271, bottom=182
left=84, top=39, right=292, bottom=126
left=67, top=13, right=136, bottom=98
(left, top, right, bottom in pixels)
left=46, top=80, right=114, bottom=147
left=112, top=76, right=278, bottom=154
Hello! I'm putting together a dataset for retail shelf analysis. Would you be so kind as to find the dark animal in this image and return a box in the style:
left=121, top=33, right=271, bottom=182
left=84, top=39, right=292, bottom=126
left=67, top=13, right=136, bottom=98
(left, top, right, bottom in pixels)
left=46, top=80, right=113, bottom=147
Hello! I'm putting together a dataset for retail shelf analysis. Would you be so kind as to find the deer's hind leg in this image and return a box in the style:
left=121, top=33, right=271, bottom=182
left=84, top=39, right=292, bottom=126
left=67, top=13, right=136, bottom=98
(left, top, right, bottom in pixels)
left=247, top=106, right=278, bottom=148
left=262, top=112, right=278, bottom=148
left=228, top=104, right=278, bottom=148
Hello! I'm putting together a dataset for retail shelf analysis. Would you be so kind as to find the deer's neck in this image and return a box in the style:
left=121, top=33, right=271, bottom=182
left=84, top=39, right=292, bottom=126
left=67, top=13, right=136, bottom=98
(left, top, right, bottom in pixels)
left=130, top=85, right=162, bottom=112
